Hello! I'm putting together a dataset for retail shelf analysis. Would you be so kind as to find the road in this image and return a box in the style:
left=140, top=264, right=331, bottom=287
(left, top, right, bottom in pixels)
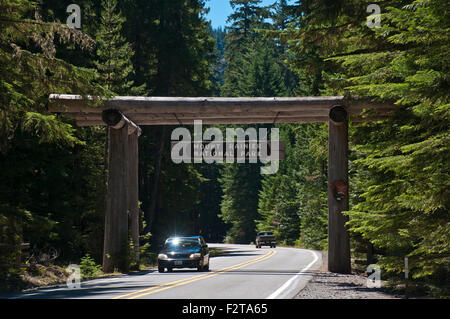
left=8, top=244, right=322, bottom=299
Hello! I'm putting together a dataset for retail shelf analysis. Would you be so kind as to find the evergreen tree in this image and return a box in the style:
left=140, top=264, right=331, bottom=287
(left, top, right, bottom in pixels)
left=255, top=123, right=328, bottom=248
left=342, top=1, right=449, bottom=292
left=255, top=135, right=301, bottom=246
left=219, top=2, right=265, bottom=243
left=227, top=0, right=269, bottom=43
left=281, top=0, right=450, bottom=294
left=194, top=163, right=228, bottom=242
left=293, top=124, right=328, bottom=249
left=219, top=163, right=262, bottom=244
left=210, top=27, right=227, bottom=96
left=270, top=0, right=295, bottom=31
left=0, top=0, right=108, bottom=289
left=221, top=0, right=268, bottom=96
left=95, top=0, right=142, bottom=95
left=220, top=0, right=302, bottom=244
left=0, top=0, right=104, bottom=152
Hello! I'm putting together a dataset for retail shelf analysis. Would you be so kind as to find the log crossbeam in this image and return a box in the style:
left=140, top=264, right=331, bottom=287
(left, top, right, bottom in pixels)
left=49, top=95, right=397, bottom=126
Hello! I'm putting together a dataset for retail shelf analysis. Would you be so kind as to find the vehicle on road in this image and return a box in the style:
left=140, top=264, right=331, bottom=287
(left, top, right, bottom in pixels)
left=158, top=236, right=210, bottom=273
left=255, top=231, right=276, bottom=248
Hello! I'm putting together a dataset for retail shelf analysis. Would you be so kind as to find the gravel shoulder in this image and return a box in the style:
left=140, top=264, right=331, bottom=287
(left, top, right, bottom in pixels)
left=295, top=252, right=401, bottom=299
left=295, top=271, right=401, bottom=299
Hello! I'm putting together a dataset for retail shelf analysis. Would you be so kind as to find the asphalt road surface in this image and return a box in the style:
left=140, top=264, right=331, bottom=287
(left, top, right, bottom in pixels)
left=8, top=244, right=322, bottom=299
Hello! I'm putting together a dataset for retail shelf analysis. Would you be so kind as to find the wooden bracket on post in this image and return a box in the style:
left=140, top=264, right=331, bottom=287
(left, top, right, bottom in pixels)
left=102, top=109, right=142, bottom=136
left=102, top=109, right=141, bottom=273
left=328, top=105, right=352, bottom=274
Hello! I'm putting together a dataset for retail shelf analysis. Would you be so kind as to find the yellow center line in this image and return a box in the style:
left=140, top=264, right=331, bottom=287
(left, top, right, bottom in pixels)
left=128, top=249, right=276, bottom=299
left=113, top=249, right=276, bottom=299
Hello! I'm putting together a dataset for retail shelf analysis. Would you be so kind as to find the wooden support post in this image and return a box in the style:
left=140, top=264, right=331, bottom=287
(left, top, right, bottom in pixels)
left=128, top=129, right=140, bottom=266
left=103, top=123, right=129, bottom=273
left=328, top=106, right=352, bottom=274
left=102, top=109, right=141, bottom=273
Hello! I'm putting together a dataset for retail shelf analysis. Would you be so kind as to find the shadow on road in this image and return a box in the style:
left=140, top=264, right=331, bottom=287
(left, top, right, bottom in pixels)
left=209, top=247, right=265, bottom=258
left=10, top=282, right=159, bottom=299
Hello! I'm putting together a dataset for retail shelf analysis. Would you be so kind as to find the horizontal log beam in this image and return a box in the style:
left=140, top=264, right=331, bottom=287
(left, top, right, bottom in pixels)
left=52, top=104, right=337, bottom=114
left=50, top=95, right=345, bottom=105
left=56, top=104, right=397, bottom=116
left=49, top=95, right=345, bottom=113
left=76, top=116, right=334, bottom=126
left=49, top=95, right=399, bottom=126
left=66, top=111, right=393, bottom=123
left=65, top=110, right=334, bottom=121
left=77, top=116, right=390, bottom=126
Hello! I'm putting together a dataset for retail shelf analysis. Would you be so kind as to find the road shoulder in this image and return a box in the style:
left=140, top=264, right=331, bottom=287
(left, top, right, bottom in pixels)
left=295, top=270, right=401, bottom=299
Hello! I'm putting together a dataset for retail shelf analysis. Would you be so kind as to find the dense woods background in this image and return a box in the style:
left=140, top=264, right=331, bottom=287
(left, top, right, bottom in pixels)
left=0, top=0, right=448, bottom=296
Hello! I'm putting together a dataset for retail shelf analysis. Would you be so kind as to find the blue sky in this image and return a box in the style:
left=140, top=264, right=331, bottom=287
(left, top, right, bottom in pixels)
left=205, top=0, right=280, bottom=29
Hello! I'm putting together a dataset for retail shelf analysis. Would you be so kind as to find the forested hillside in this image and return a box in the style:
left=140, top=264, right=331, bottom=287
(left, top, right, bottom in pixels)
left=0, top=0, right=217, bottom=290
left=0, top=0, right=448, bottom=297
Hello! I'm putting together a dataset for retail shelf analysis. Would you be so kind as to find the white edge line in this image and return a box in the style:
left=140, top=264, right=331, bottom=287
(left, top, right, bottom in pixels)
left=266, top=249, right=320, bottom=299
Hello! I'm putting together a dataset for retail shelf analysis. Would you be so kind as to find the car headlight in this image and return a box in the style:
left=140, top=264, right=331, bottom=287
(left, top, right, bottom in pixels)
left=158, top=254, right=168, bottom=259
left=189, top=253, right=201, bottom=259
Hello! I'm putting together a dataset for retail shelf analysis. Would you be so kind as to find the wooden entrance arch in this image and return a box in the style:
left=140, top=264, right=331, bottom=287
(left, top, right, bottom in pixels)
left=49, top=94, right=397, bottom=274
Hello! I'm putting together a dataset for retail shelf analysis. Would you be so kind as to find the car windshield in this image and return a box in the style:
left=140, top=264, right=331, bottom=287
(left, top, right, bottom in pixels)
left=164, top=238, right=200, bottom=250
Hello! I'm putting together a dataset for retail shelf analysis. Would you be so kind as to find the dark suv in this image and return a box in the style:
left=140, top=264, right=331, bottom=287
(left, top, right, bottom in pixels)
left=158, top=236, right=210, bottom=273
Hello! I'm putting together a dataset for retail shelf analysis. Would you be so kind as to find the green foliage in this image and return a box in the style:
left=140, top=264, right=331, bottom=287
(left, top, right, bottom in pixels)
left=219, top=0, right=329, bottom=248
left=79, top=254, right=102, bottom=279
left=193, top=162, right=228, bottom=242
left=218, top=6, right=291, bottom=242
left=0, top=0, right=106, bottom=152
left=226, top=0, right=270, bottom=47
left=293, top=124, right=328, bottom=250
left=346, top=1, right=449, bottom=291
left=280, top=0, right=449, bottom=295
left=219, top=162, right=262, bottom=244
left=0, top=0, right=220, bottom=288
left=94, top=0, right=143, bottom=95
left=0, top=213, right=24, bottom=291
left=22, top=112, right=85, bottom=147
left=210, top=27, right=227, bottom=96
left=221, top=0, right=298, bottom=98
left=0, top=0, right=108, bottom=289
left=255, top=123, right=328, bottom=249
